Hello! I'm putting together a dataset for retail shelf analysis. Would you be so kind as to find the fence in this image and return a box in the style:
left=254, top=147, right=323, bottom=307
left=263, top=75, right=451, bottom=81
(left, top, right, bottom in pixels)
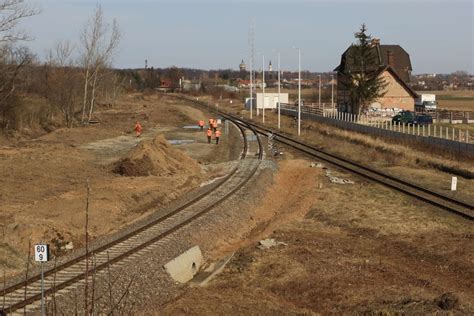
left=279, top=105, right=474, bottom=157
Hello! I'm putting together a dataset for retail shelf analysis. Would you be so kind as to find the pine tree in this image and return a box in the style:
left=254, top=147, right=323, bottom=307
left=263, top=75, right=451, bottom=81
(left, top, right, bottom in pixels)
left=343, top=24, right=388, bottom=114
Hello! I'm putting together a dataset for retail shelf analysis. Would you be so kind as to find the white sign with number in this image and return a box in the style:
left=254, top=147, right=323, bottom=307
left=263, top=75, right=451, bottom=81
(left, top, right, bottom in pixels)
left=35, top=244, right=49, bottom=262
left=451, top=177, right=458, bottom=191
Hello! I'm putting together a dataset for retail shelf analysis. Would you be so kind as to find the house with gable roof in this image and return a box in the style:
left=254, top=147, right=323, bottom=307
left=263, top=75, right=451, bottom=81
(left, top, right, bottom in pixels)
left=334, top=38, right=418, bottom=113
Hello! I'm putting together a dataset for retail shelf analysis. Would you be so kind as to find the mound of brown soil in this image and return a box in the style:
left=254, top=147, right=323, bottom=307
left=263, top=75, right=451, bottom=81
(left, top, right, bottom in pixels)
left=113, top=135, right=201, bottom=177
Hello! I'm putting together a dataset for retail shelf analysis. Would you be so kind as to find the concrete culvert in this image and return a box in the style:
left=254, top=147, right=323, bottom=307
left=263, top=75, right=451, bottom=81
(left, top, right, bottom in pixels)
left=435, top=292, right=459, bottom=310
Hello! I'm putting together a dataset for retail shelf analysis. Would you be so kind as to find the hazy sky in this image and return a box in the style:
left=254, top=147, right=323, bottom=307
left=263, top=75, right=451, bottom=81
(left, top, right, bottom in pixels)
left=22, top=0, right=474, bottom=74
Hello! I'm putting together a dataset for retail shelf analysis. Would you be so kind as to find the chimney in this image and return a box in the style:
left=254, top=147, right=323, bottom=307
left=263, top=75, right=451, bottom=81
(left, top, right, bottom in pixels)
left=386, top=50, right=394, bottom=68
left=370, top=38, right=380, bottom=47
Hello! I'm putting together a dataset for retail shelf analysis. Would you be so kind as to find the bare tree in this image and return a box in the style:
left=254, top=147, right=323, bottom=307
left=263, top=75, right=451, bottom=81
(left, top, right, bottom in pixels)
left=80, top=5, right=120, bottom=124
left=0, top=0, right=39, bottom=43
left=44, top=41, right=81, bottom=127
left=0, top=45, right=33, bottom=128
left=0, top=0, right=38, bottom=129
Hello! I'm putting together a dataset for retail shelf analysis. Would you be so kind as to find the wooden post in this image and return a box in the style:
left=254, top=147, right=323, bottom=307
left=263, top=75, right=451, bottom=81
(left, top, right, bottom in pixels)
left=452, top=127, right=455, bottom=141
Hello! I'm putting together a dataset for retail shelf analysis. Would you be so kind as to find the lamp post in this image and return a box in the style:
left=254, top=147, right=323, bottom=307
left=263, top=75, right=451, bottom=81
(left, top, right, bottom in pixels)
left=318, top=74, right=321, bottom=107
left=262, top=53, right=265, bottom=123
left=331, top=73, right=334, bottom=109
left=275, top=50, right=281, bottom=129
left=272, top=49, right=281, bottom=129
left=293, top=47, right=301, bottom=136
left=249, top=56, right=253, bottom=119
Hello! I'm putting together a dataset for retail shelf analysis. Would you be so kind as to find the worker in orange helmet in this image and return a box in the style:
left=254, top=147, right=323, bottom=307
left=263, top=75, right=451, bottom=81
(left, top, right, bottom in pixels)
left=134, top=121, right=143, bottom=137
left=206, top=127, right=212, bottom=144
left=198, top=120, right=204, bottom=131
left=212, top=119, right=218, bottom=132
left=215, top=129, right=221, bottom=145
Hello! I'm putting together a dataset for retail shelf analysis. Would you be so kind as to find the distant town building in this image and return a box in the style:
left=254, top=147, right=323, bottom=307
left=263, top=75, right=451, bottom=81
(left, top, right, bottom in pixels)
left=334, top=38, right=418, bottom=112
left=268, top=60, right=273, bottom=72
left=239, top=59, right=246, bottom=71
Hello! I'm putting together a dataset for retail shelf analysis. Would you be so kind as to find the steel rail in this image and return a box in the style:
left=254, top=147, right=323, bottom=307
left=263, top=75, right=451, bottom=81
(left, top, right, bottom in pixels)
left=235, top=116, right=473, bottom=220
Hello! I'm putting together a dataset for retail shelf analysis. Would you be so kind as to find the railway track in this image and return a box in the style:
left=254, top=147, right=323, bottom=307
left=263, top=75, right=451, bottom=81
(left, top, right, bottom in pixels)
left=172, top=95, right=473, bottom=220
left=1, top=116, right=264, bottom=315
left=229, top=114, right=474, bottom=221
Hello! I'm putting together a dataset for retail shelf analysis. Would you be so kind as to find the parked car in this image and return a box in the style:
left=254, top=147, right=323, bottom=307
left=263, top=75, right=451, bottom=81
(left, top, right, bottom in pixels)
left=413, top=114, right=433, bottom=125
left=294, top=99, right=305, bottom=106
left=392, top=111, right=415, bottom=124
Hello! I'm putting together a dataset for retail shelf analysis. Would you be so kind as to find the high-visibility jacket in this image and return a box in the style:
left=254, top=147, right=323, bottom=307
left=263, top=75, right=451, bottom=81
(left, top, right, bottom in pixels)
left=206, top=129, right=212, bottom=137
left=198, top=120, right=204, bottom=126
left=135, top=122, right=142, bottom=132
left=215, top=130, right=221, bottom=138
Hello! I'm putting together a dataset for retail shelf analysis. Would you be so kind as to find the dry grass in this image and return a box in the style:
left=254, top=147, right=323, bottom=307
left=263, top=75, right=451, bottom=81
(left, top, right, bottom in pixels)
left=160, top=156, right=474, bottom=315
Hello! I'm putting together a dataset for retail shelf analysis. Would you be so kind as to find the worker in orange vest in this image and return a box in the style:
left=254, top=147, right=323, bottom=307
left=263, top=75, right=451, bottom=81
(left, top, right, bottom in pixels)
left=198, top=120, right=204, bottom=131
left=208, top=118, right=213, bottom=128
left=134, top=121, right=142, bottom=137
left=212, top=119, right=218, bottom=132
left=215, top=129, right=221, bottom=145
left=206, top=128, right=212, bottom=144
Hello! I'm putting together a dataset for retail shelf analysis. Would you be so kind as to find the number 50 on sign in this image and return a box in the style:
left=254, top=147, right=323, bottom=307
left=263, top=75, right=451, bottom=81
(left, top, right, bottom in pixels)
left=35, top=244, right=49, bottom=262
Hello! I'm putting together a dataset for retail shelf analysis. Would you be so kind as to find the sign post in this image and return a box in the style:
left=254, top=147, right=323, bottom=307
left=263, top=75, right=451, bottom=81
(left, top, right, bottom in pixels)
left=451, top=177, right=458, bottom=191
left=34, top=244, right=49, bottom=316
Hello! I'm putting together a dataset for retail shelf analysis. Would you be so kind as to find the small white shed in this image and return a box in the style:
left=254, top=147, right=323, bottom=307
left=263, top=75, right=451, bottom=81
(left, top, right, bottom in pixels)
left=252, top=93, right=289, bottom=109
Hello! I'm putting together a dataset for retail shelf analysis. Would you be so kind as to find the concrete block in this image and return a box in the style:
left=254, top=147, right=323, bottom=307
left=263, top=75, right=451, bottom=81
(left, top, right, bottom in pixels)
left=163, top=246, right=203, bottom=283
left=191, top=253, right=234, bottom=287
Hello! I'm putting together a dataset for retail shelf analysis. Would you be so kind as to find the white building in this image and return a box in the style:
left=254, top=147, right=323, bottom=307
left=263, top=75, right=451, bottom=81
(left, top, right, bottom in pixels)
left=244, top=93, right=288, bottom=110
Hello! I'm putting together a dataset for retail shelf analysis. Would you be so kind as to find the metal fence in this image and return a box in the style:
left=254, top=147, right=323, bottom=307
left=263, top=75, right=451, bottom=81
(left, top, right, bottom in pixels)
left=280, top=106, right=474, bottom=157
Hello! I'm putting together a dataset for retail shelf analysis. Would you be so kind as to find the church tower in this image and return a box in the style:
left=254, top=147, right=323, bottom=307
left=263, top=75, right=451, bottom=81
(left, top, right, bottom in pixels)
left=239, top=59, right=246, bottom=71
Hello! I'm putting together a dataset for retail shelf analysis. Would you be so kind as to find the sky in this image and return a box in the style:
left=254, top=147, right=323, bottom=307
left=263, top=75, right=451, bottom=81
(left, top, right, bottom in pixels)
left=20, top=0, right=474, bottom=74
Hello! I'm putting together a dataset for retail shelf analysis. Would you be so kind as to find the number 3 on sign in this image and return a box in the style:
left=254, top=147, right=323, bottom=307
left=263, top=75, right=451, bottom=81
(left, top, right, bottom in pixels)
left=35, top=244, right=49, bottom=262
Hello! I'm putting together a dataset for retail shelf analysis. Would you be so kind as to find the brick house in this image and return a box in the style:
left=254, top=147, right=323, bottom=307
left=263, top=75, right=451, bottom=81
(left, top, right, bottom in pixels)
left=334, top=39, right=418, bottom=113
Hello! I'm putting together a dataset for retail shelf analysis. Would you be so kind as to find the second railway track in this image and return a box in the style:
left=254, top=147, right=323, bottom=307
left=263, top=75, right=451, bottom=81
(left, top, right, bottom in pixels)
left=172, top=95, right=474, bottom=220
left=233, top=115, right=474, bottom=221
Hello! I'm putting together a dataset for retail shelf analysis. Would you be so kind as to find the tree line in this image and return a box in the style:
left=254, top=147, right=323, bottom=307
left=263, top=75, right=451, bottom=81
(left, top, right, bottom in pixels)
left=0, top=1, right=123, bottom=132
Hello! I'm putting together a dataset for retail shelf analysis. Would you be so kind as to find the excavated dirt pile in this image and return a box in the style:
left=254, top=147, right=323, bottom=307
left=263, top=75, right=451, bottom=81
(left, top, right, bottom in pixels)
left=113, top=134, right=201, bottom=177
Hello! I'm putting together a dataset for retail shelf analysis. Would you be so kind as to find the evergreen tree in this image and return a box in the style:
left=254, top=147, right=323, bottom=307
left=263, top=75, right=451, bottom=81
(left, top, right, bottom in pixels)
left=344, top=24, right=387, bottom=114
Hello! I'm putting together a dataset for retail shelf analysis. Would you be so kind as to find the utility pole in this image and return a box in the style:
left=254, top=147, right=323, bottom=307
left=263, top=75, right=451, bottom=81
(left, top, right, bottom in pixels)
left=249, top=19, right=255, bottom=120
left=262, top=53, right=265, bottom=123
left=293, top=47, right=301, bottom=136
left=318, top=74, right=321, bottom=107
left=277, top=51, right=281, bottom=129
left=331, top=73, right=334, bottom=109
